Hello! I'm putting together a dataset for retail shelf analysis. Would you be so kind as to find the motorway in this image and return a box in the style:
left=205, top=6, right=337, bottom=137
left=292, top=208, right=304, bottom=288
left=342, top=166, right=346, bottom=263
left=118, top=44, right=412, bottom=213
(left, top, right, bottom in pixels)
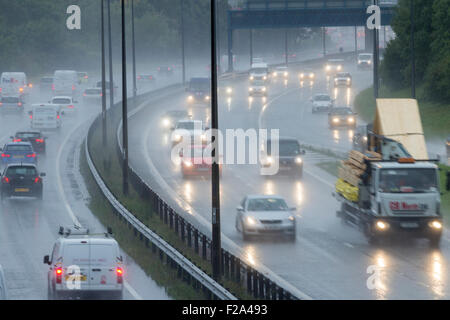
left=126, top=57, right=450, bottom=299
left=0, top=71, right=172, bottom=300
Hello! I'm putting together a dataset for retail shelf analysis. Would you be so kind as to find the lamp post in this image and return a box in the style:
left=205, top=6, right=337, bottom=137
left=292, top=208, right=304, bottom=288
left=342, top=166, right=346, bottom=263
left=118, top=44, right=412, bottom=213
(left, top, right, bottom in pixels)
left=180, top=0, right=186, bottom=85
left=210, top=0, right=221, bottom=281
left=131, top=0, right=137, bottom=102
left=410, top=0, right=416, bottom=98
left=121, top=0, right=129, bottom=195
left=107, top=0, right=114, bottom=113
left=101, top=0, right=107, bottom=148
left=373, top=0, right=380, bottom=99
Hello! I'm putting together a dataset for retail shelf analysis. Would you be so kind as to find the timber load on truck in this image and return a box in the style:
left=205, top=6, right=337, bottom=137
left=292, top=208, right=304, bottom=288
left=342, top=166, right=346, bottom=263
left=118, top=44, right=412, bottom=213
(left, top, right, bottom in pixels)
left=334, top=99, right=445, bottom=247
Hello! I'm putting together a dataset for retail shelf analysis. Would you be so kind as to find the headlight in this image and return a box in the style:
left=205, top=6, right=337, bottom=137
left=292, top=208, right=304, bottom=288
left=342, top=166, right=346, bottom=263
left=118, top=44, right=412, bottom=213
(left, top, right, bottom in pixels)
left=273, top=72, right=278, bottom=77
left=262, top=87, right=266, bottom=92
left=188, top=95, right=193, bottom=101
left=309, top=73, right=315, bottom=79
left=162, top=118, right=170, bottom=127
left=326, top=66, right=331, bottom=71
left=358, top=60, right=362, bottom=64
left=429, top=220, right=442, bottom=230
left=226, top=87, right=232, bottom=94
left=263, top=76, right=267, bottom=80
left=337, top=65, right=342, bottom=71
left=249, top=87, right=253, bottom=92
left=201, top=134, right=207, bottom=141
left=174, top=134, right=182, bottom=142
left=368, top=61, right=372, bottom=65
left=288, top=216, right=295, bottom=222
left=300, top=73, right=304, bottom=78
left=363, top=136, right=368, bottom=142
left=205, top=96, right=210, bottom=101
left=266, top=156, right=273, bottom=164
left=333, top=118, right=340, bottom=123
left=246, top=216, right=257, bottom=225
left=249, top=76, right=254, bottom=80
left=183, top=160, right=193, bottom=167
left=376, top=221, right=389, bottom=230
left=284, top=72, right=288, bottom=77
left=295, top=157, right=303, bottom=164
left=348, top=117, right=355, bottom=123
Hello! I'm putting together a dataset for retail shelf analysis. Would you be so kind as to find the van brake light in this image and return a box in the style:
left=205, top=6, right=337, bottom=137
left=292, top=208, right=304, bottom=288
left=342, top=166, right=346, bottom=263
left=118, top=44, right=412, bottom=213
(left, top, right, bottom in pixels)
left=116, top=267, right=123, bottom=283
left=2, top=177, right=9, bottom=183
left=55, top=267, right=63, bottom=283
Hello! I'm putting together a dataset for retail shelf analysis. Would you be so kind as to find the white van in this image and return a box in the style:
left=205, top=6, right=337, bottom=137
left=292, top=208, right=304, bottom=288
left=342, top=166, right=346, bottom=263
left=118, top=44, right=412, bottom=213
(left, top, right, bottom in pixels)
left=44, top=227, right=124, bottom=300
left=53, top=70, right=78, bottom=97
left=0, top=265, right=7, bottom=300
left=249, top=63, right=269, bottom=82
left=0, top=72, right=28, bottom=96
left=29, top=104, right=62, bottom=130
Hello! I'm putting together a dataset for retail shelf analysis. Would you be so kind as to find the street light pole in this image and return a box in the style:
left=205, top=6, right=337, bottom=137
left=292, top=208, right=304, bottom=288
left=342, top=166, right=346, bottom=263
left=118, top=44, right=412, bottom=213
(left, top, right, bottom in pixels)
left=180, top=0, right=186, bottom=85
left=410, top=0, right=416, bottom=98
left=210, top=0, right=221, bottom=281
left=249, top=29, right=253, bottom=66
left=101, top=0, right=107, bottom=148
left=131, top=0, right=137, bottom=102
left=285, top=29, right=288, bottom=65
left=373, top=0, right=379, bottom=99
left=121, top=0, right=129, bottom=195
left=107, top=0, right=114, bottom=112
left=322, top=27, right=326, bottom=57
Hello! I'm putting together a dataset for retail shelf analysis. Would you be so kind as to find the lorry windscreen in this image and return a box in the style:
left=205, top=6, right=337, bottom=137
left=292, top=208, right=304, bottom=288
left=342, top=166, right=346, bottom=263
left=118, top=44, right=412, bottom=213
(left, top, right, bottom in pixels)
left=251, top=68, right=267, bottom=74
left=379, top=168, right=438, bottom=193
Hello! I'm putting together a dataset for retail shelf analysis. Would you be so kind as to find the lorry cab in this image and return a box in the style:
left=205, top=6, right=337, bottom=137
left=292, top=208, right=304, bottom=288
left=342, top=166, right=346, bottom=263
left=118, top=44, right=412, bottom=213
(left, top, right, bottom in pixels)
left=29, top=104, right=62, bottom=130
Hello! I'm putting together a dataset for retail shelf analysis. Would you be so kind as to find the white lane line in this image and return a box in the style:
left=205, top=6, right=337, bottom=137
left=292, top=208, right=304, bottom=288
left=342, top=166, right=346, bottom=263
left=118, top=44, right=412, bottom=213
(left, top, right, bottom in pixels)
left=55, top=116, right=142, bottom=301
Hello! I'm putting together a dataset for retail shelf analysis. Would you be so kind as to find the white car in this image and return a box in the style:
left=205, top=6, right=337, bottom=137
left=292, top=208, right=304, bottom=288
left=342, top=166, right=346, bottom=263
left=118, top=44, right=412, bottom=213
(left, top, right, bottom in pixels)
left=83, top=88, right=103, bottom=104
left=50, top=96, right=78, bottom=116
left=272, top=66, right=289, bottom=78
left=357, top=53, right=373, bottom=69
left=0, top=265, right=7, bottom=300
left=43, top=226, right=124, bottom=300
left=311, top=94, right=333, bottom=113
left=236, top=195, right=297, bottom=241
left=171, top=120, right=208, bottom=145
left=334, top=72, right=352, bottom=87
left=248, top=80, right=267, bottom=97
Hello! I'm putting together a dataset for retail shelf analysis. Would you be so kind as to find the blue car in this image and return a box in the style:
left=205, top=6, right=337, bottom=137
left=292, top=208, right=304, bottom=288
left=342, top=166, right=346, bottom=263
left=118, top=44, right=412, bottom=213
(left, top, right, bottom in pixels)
left=0, top=142, right=37, bottom=167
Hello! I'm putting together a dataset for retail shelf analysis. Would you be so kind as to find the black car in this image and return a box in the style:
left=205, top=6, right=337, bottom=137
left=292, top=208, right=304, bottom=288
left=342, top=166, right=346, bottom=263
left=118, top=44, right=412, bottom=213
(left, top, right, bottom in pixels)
left=261, top=137, right=306, bottom=178
left=186, top=77, right=211, bottom=104
left=328, top=107, right=357, bottom=128
left=157, top=66, right=174, bottom=76
left=11, top=131, right=46, bottom=153
left=0, top=164, right=45, bottom=200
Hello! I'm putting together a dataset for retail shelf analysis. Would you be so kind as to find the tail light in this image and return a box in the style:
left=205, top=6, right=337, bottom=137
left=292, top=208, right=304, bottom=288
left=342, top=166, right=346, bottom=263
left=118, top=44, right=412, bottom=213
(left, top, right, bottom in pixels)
left=52, top=84, right=55, bottom=91
left=116, top=267, right=123, bottom=284
left=149, top=76, right=153, bottom=80
left=13, top=138, right=21, bottom=142
left=100, top=93, right=103, bottom=97
left=1, top=153, right=11, bottom=158
left=0, top=87, right=2, bottom=92
left=19, top=87, right=24, bottom=93
left=18, top=102, right=22, bottom=107
left=0, top=102, right=2, bottom=106
left=34, top=177, right=41, bottom=183
left=68, top=105, right=74, bottom=109
left=26, top=153, right=37, bottom=158
left=29, top=114, right=33, bottom=119
left=57, top=114, right=60, bottom=119
left=84, top=75, right=88, bottom=79
left=55, top=267, right=63, bottom=284
left=83, top=93, right=86, bottom=96
left=36, top=139, right=44, bottom=143
left=2, top=177, right=9, bottom=183
left=137, top=76, right=141, bottom=80
left=72, top=85, right=76, bottom=91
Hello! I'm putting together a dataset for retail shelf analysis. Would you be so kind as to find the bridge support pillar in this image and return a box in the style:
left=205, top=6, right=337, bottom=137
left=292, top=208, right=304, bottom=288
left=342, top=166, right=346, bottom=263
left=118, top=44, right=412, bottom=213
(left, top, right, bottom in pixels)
left=365, top=26, right=375, bottom=53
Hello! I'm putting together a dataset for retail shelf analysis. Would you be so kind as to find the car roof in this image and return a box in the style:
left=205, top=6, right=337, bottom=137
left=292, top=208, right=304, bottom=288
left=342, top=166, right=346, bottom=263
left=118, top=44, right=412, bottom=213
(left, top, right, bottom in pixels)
left=1, top=96, right=20, bottom=99
left=246, top=195, right=285, bottom=200
left=16, top=131, right=41, bottom=135
left=5, top=163, right=37, bottom=169
left=59, top=237, right=119, bottom=246
left=52, top=96, right=72, bottom=99
left=314, top=93, right=331, bottom=97
left=5, top=141, right=32, bottom=146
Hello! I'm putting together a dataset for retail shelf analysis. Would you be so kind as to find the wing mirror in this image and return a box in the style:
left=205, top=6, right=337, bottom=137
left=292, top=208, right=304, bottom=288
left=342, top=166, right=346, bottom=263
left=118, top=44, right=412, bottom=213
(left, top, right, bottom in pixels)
left=43, top=255, right=50, bottom=265
left=236, top=206, right=244, bottom=212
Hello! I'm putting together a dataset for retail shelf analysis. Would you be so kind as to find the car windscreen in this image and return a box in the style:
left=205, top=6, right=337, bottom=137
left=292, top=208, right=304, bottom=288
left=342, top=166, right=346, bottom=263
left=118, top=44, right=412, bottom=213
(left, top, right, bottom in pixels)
left=5, top=145, right=32, bottom=152
left=247, top=198, right=288, bottom=211
left=252, top=80, right=265, bottom=86
left=359, top=54, right=372, bottom=60
left=190, top=80, right=210, bottom=91
left=315, top=95, right=331, bottom=101
left=168, top=111, right=188, bottom=118
left=379, top=168, right=438, bottom=193
left=85, top=89, right=101, bottom=94
left=267, top=140, right=301, bottom=156
left=2, top=97, right=19, bottom=103
left=6, top=166, right=37, bottom=176
left=251, top=68, right=268, bottom=74
left=331, top=108, right=353, bottom=115
left=16, top=133, right=40, bottom=139
left=52, top=98, right=71, bottom=104
left=177, top=122, right=198, bottom=130
left=336, top=73, right=350, bottom=78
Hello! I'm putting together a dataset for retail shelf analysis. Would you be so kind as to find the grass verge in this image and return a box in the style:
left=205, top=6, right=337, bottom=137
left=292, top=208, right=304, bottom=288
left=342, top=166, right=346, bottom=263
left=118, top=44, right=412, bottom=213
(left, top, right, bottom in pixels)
left=315, top=161, right=340, bottom=178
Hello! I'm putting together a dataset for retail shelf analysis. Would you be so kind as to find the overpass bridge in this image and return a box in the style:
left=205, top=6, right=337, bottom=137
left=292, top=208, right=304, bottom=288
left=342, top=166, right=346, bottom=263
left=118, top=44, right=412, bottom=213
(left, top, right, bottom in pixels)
left=226, top=0, right=398, bottom=70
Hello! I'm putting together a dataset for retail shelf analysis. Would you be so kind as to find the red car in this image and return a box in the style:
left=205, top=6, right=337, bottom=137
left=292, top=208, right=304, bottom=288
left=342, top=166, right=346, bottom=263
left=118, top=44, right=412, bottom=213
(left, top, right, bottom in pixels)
left=180, top=145, right=222, bottom=178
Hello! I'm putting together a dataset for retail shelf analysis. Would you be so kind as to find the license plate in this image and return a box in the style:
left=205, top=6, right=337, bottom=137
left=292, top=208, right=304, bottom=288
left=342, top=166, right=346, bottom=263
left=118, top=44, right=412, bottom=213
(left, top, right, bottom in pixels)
left=65, top=275, right=87, bottom=281
left=197, top=168, right=209, bottom=171
left=13, top=155, right=24, bottom=159
left=15, top=188, right=29, bottom=192
left=400, top=222, right=419, bottom=229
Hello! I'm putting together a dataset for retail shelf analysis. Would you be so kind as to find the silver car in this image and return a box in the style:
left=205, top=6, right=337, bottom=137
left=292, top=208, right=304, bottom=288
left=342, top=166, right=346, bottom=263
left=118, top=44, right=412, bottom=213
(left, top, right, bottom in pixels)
left=236, top=195, right=297, bottom=241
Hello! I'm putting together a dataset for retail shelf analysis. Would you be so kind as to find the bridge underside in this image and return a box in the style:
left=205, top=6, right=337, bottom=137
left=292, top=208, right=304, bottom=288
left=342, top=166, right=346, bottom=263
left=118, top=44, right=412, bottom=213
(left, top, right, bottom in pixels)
left=229, top=8, right=395, bottom=30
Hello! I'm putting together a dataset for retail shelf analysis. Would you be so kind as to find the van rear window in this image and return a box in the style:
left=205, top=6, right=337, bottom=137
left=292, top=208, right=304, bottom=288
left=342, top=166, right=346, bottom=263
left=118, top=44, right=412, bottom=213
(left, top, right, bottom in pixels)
left=64, top=244, right=90, bottom=265
left=90, top=245, right=115, bottom=266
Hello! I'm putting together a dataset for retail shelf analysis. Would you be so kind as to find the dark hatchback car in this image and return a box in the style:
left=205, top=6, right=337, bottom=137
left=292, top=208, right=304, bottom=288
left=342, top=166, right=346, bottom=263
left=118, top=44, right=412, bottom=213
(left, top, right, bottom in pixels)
left=186, top=77, right=211, bottom=104
left=157, top=66, right=174, bottom=76
left=0, top=164, right=45, bottom=200
left=11, top=131, right=47, bottom=153
left=328, top=107, right=357, bottom=129
left=261, top=138, right=306, bottom=178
